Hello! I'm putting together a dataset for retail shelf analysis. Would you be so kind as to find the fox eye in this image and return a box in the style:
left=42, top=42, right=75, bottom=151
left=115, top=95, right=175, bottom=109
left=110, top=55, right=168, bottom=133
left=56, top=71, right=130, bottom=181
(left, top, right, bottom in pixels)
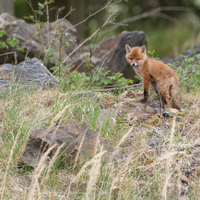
left=137, top=58, right=140, bottom=60
left=130, top=58, right=133, bottom=60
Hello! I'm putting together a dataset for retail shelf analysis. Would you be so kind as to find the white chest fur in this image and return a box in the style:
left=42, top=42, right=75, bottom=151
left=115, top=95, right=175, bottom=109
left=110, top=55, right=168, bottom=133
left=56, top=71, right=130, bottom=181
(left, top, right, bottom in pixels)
left=133, top=66, right=143, bottom=79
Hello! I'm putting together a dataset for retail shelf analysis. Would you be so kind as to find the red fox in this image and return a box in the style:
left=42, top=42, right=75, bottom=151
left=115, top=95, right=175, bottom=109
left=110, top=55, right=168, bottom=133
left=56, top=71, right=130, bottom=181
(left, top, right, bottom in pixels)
left=125, top=44, right=181, bottom=110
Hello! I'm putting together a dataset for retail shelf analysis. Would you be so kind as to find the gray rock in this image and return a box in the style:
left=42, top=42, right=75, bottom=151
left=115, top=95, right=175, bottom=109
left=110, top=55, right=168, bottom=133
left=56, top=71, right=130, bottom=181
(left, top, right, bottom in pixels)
left=0, top=13, right=78, bottom=68
left=20, top=123, right=118, bottom=168
left=148, top=136, right=163, bottom=147
left=0, top=57, right=59, bottom=96
left=154, top=128, right=162, bottom=137
left=155, top=108, right=161, bottom=114
left=175, top=116, right=181, bottom=122
left=162, top=108, right=179, bottom=118
left=148, top=101, right=160, bottom=109
left=164, top=43, right=200, bottom=69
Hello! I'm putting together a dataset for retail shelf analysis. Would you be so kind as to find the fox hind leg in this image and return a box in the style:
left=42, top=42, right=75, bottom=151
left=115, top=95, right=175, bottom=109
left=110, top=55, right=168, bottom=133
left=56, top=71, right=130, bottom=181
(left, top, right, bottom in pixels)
left=170, top=86, right=181, bottom=110
left=158, top=86, right=172, bottom=108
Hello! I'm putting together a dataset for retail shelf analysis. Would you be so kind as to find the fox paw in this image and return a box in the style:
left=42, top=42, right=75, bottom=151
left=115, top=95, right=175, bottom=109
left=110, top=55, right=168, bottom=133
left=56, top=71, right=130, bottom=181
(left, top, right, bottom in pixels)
left=140, top=98, right=147, bottom=103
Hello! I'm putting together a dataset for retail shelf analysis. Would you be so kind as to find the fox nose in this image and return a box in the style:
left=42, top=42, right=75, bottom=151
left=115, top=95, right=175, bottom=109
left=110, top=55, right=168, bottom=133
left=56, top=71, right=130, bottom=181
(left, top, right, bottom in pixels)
left=132, top=63, right=135, bottom=66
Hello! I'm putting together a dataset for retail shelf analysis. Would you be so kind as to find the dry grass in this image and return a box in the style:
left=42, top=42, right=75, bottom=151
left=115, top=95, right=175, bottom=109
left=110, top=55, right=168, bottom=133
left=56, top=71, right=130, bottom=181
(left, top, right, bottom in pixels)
left=0, top=87, right=200, bottom=199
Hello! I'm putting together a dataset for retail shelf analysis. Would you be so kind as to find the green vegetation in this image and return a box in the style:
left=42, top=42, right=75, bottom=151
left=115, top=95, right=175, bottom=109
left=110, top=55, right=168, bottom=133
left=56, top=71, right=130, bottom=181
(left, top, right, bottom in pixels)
left=174, top=53, right=200, bottom=91
left=0, top=30, right=22, bottom=51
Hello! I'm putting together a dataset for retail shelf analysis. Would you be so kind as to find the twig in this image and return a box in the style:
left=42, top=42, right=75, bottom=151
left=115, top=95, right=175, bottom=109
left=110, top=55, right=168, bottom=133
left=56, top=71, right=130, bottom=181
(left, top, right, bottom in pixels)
left=66, top=0, right=122, bottom=32
left=63, top=10, right=118, bottom=64
left=60, top=6, right=75, bottom=21
left=46, top=1, right=50, bottom=48
left=0, top=51, right=17, bottom=64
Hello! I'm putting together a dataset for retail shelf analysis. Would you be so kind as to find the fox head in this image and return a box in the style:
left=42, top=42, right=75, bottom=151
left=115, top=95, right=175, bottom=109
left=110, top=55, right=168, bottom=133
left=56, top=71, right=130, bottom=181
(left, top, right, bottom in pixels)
left=125, top=44, right=147, bottom=67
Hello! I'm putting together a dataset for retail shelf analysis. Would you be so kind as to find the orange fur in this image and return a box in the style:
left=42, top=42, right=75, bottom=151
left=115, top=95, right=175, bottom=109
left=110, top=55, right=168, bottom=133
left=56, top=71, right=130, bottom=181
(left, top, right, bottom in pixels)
left=125, top=44, right=181, bottom=110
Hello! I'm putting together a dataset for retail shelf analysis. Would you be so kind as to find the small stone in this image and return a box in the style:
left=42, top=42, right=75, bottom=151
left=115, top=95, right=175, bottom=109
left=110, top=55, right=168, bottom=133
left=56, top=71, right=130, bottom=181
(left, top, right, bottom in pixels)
left=175, top=116, right=181, bottom=122
left=155, top=108, right=161, bottom=114
left=154, top=128, right=162, bottom=136
left=148, top=101, right=160, bottom=109
left=163, top=108, right=179, bottom=117
left=148, top=136, right=163, bottom=147
left=180, top=176, right=189, bottom=184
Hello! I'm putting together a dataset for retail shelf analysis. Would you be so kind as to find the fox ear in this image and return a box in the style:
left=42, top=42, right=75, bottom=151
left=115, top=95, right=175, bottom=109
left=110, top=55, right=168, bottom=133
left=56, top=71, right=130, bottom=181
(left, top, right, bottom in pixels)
left=140, top=45, right=146, bottom=53
left=125, top=44, right=132, bottom=53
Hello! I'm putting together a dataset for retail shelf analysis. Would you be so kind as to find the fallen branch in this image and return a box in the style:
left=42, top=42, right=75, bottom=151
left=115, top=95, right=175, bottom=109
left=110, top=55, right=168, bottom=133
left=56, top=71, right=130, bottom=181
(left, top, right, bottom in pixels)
left=63, top=10, right=118, bottom=64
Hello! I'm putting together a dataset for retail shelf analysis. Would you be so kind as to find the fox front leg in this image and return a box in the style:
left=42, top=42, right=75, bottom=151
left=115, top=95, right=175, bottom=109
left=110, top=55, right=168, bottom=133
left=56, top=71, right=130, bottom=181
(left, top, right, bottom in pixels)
left=140, top=77, right=151, bottom=103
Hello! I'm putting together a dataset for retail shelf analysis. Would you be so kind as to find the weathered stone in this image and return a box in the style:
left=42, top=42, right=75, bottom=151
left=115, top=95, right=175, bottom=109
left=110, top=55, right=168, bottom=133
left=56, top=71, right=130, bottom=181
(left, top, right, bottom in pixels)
left=70, top=31, right=147, bottom=82
left=0, top=13, right=78, bottom=68
left=0, top=57, right=59, bottom=97
left=153, top=128, right=162, bottom=137
left=148, top=101, right=160, bottom=109
left=162, top=108, right=179, bottom=118
left=175, top=116, right=182, bottom=122
left=148, top=136, right=163, bottom=147
left=20, top=123, right=115, bottom=168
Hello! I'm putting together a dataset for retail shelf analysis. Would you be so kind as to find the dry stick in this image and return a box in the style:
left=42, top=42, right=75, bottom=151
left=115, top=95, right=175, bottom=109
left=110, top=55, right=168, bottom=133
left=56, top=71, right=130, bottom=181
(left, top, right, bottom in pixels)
left=63, top=10, right=118, bottom=64
left=26, top=0, right=45, bottom=56
left=0, top=124, right=23, bottom=200
left=100, top=6, right=190, bottom=35
left=60, top=7, right=75, bottom=21
left=46, top=1, right=50, bottom=48
left=66, top=0, right=122, bottom=32
left=161, top=117, right=176, bottom=200
left=26, top=0, right=37, bottom=22
left=43, top=7, right=75, bottom=65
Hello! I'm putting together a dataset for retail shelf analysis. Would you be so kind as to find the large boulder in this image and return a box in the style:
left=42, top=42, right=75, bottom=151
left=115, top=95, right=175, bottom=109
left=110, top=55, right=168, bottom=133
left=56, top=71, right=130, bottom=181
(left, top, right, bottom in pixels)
left=20, top=123, right=115, bottom=168
left=0, top=13, right=79, bottom=68
left=0, top=57, right=59, bottom=96
left=70, top=31, right=147, bottom=82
